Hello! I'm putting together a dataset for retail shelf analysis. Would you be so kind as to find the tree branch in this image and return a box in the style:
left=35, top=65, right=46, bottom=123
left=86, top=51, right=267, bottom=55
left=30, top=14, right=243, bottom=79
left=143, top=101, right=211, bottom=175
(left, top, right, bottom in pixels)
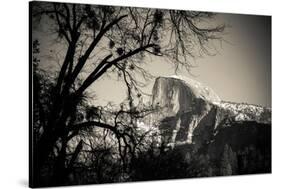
left=67, top=139, right=83, bottom=171
left=70, top=15, right=128, bottom=85
left=54, top=4, right=71, bottom=44
left=72, top=4, right=76, bottom=30
left=75, top=43, right=156, bottom=96
left=69, top=121, right=117, bottom=134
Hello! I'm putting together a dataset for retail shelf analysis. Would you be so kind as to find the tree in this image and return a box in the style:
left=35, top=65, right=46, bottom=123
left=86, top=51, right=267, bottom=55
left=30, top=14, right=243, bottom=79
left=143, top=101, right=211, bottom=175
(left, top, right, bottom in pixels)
left=31, top=1, right=224, bottom=186
left=220, top=144, right=238, bottom=176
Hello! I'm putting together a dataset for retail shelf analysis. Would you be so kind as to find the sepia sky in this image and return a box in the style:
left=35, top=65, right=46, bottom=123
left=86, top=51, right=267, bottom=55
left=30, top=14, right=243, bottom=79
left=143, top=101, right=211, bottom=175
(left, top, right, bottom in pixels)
left=34, top=9, right=271, bottom=108
left=92, top=13, right=271, bottom=107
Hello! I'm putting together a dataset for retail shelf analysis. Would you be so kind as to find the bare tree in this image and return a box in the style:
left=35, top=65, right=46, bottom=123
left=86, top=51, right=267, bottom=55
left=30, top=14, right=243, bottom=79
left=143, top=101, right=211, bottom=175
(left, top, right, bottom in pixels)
left=31, top=1, right=224, bottom=186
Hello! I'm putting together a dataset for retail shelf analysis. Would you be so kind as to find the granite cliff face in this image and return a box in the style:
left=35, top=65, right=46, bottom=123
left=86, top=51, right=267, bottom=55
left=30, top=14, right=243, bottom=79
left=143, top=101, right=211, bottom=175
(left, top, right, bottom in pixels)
left=152, top=76, right=220, bottom=146
left=150, top=76, right=271, bottom=175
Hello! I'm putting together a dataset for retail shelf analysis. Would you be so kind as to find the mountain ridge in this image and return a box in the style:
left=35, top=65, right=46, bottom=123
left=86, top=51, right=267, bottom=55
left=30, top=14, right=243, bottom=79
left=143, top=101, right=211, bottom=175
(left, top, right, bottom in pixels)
left=151, top=75, right=271, bottom=146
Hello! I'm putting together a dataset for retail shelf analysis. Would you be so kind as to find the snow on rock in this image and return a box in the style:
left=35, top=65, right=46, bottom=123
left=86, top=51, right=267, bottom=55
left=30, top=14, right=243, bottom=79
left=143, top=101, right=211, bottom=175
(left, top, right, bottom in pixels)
left=152, top=76, right=220, bottom=116
left=151, top=75, right=271, bottom=148
left=167, top=75, right=221, bottom=103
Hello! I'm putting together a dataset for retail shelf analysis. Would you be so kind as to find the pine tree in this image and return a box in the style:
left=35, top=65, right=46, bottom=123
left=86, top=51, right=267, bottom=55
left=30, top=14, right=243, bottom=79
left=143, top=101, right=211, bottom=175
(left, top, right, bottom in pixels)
left=220, top=144, right=232, bottom=175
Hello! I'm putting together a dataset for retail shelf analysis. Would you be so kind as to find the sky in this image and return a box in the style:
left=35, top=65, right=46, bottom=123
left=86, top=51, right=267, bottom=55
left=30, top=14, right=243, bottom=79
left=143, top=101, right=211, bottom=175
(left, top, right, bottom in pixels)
left=34, top=7, right=272, bottom=108
left=92, top=13, right=271, bottom=107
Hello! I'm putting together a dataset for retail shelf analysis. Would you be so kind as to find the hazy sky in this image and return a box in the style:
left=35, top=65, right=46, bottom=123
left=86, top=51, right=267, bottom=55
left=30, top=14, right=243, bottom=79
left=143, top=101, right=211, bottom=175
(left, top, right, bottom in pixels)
left=92, top=13, right=271, bottom=107
left=34, top=9, right=271, bottom=107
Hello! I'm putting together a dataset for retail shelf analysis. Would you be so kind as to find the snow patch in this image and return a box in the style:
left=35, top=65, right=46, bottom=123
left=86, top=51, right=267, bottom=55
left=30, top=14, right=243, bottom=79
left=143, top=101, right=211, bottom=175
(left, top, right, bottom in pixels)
left=165, top=75, right=221, bottom=103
